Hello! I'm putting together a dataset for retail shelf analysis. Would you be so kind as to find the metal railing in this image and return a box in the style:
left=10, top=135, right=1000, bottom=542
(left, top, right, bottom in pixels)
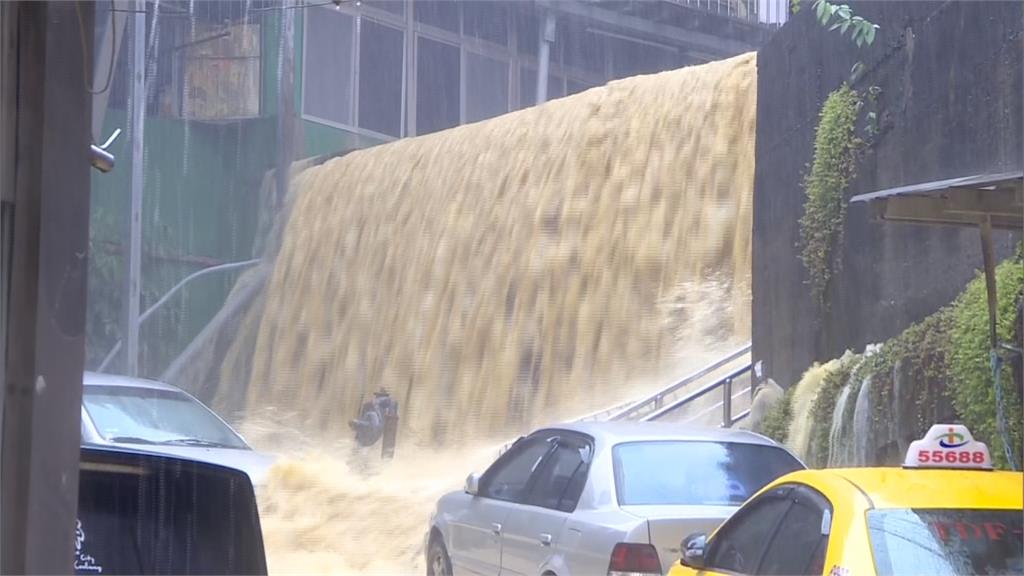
left=642, top=362, right=754, bottom=427
left=572, top=400, right=636, bottom=423
left=96, top=258, right=261, bottom=373
left=495, top=344, right=755, bottom=458
left=602, top=343, right=751, bottom=422
left=668, top=0, right=790, bottom=26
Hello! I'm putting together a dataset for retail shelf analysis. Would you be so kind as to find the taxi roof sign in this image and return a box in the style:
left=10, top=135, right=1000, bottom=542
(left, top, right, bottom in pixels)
left=904, top=424, right=993, bottom=470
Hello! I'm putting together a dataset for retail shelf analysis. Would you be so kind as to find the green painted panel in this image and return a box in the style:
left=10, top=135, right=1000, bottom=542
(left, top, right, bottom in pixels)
left=302, top=119, right=388, bottom=158
left=88, top=109, right=276, bottom=377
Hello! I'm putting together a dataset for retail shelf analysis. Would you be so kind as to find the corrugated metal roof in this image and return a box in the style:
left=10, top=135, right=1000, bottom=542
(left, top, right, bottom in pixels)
left=849, top=171, right=1023, bottom=204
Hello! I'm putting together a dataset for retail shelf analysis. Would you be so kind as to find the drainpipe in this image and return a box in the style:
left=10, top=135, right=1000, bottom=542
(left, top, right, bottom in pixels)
left=536, top=11, right=556, bottom=104
left=122, top=0, right=146, bottom=376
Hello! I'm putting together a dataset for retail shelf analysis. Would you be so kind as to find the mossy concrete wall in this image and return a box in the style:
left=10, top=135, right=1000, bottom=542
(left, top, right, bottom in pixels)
left=753, top=1, right=1023, bottom=388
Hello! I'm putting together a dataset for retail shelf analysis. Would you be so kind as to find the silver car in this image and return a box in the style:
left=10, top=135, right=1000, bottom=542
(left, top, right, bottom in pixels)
left=80, top=371, right=276, bottom=485
left=426, top=421, right=804, bottom=576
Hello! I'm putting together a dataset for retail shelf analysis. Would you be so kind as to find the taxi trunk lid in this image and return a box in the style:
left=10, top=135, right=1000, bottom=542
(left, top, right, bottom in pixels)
left=620, top=504, right=737, bottom=574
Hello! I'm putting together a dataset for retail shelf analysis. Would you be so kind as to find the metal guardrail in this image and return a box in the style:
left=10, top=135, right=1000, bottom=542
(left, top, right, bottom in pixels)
left=496, top=344, right=755, bottom=457
left=642, top=362, right=754, bottom=427
left=572, top=400, right=636, bottom=423
left=604, top=343, right=751, bottom=422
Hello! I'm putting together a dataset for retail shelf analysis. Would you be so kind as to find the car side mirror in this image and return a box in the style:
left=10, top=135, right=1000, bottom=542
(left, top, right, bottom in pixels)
left=679, top=533, right=707, bottom=569
left=465, top=472, right=481, bottom=496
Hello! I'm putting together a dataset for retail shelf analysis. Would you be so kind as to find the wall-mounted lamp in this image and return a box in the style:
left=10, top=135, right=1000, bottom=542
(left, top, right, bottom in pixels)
left=90, top=128, right=121, bottom=173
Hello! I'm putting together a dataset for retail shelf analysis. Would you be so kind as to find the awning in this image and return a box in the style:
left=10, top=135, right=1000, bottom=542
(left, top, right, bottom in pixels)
left=849, top=171, right=1023, bottom=230
left=851, top=172, right=1022, bottom=470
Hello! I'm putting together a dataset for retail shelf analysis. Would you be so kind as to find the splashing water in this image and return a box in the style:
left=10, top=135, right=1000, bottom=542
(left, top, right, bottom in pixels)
left=827, top=380, right=854, bottom=467
left=242, top=415, right=499, bottom=575
left=784, top=355, right=848, bottom=460
left=852, top=373, right=873, bottom=466
left=220, top=53, right=758, bottom=447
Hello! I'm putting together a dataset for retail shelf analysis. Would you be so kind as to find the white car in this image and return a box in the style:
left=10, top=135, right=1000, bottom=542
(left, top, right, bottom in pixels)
left=80, top=371, right=275, bottom=485
left=426, top=421, right=804, bottom=576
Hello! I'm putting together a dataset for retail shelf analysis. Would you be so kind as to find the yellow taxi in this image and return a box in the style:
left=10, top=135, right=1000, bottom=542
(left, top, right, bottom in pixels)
left=667, top=424, right=1023, bottom=576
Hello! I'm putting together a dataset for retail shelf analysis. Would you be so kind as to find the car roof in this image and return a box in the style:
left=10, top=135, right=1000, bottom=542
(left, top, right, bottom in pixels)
left=538, top=420, right=782, bottom=447
left=768, top=467, right=1024, bottom=511
left=83, top=370, right=183, bottom=393
left=827, top=467, right=1024, bottom=510
left=80, top=442, right=252, bottom=478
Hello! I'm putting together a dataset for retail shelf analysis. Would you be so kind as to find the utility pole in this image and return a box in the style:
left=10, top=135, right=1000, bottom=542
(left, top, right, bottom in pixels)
left=122, top=0, right=146, bottom=376
left=2, top=2, right=93, bottom=571
left=275, top=0, right=296, bottom=208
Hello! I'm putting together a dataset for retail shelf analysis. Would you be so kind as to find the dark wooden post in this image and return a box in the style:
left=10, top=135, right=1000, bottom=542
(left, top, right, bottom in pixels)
left=2, top=1, right=93, bottom=573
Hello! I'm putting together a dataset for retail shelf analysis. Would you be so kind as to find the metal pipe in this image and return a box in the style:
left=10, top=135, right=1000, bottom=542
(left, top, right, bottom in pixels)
left=122, top=0, right=145, bottom=376
left=171, top=29, right=231, bottom=52
left=90, top=128, right=122, bottom=173
left=97, top=258, right=260, bottom=373
left=535, top=11, right=555, bottom=104
left=89, top=144, right=115, bottom=173
left=979, top=216, right=999, bottom=349
left=721, top=377, right=733, bottom=427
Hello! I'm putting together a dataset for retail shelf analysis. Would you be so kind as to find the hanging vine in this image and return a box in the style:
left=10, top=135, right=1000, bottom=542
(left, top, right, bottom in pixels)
left=798, top=84, right=863, bottom=307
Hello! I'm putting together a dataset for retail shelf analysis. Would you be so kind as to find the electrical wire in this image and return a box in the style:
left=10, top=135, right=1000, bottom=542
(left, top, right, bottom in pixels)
left=250, top=0, right=357, bottom=13
left=75, top=0, right=118, bottom=96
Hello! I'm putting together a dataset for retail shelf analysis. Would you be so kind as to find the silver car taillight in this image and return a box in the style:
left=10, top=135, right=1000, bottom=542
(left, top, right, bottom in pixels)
left=607, top=542, right=662, bottom=576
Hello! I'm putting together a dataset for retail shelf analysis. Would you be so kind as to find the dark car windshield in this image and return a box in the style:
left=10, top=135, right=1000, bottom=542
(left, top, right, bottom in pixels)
left=83, top=385, right=248, bottom=449
left=612, top=440, right=803, bottom=506
left=868, top=509, right=1024, bottom=576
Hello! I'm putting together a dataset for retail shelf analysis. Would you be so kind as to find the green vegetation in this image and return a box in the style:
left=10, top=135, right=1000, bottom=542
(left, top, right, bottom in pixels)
left=807, top=356, right=854, bottom=466
left=791, top=1, right=880, bottom=47
left=761, top=387, right=794, bottom=444
left=949, top=254, right=1024, bottom=469
left=798, top=85, right=863, bottom=308
left=794, top=0, right=883, bottom=309
left=782, top=247, right=1023, bottom=469
left=802, top=311, right=956, bottom=468
left=813, top=1, right=879, bottom=47
left=86, top=206, right=124, bottom=369
left=86, top=203, right=184, bottom=372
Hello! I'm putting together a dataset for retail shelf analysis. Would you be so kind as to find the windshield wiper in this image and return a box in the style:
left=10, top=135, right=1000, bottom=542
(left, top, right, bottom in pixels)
left=159, top=438, right=233, bottom=448
left=106, top=436, right=159, bottom=445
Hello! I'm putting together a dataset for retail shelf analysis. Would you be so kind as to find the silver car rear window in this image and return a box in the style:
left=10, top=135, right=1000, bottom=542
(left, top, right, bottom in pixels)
left=612, top=440, right=802, bottom=506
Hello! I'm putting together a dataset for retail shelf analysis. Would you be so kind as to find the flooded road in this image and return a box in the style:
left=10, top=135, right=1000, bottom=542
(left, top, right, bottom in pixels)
left=256, top=446, right=494, bottom=575
left=239, top=342, right=741, bottom=575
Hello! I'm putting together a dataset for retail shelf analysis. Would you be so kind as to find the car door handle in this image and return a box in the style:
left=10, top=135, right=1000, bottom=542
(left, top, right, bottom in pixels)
left=491, top=523, right=502, bottom=535
left=539, top=533, right=552, bottom=546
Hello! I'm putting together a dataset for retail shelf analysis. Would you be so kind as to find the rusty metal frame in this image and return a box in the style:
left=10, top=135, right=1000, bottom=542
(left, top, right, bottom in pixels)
left=850, top=172, right=1023, bottom=349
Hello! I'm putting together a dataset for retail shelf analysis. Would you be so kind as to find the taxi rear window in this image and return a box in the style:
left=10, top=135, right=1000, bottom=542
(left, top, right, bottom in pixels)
left=868, top=509, right=1023, bottom=576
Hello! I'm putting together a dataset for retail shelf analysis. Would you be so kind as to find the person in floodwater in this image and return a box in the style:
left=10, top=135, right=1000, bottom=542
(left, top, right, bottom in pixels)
left=349, top=388, right=397, bottom=447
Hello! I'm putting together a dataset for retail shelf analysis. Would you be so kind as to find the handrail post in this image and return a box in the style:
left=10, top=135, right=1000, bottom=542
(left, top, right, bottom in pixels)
left=721, top=377, right=733, bottom=427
